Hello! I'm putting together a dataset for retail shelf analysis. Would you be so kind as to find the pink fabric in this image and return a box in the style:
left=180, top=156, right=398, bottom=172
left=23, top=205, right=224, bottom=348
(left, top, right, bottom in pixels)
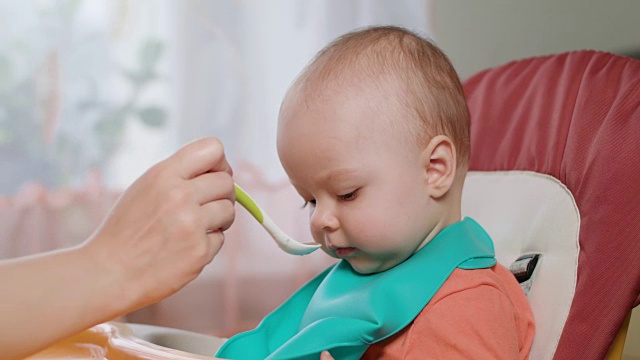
left=0, top=172, right=119, bottom=259
left=463, top=50, right=640, bottom=359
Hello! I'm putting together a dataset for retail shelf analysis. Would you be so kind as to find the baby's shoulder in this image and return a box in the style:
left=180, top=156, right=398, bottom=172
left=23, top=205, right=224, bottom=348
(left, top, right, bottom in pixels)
left=435, top=264, right=514, bottom=301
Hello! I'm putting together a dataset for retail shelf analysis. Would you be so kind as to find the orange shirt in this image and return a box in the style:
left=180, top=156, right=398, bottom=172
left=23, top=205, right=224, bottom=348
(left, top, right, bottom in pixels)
left=362, top=264, right=535, bottom=359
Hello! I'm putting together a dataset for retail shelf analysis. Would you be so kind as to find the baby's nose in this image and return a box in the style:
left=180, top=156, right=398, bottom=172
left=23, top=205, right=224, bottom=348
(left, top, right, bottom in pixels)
left=309, top=204, right=339, bottom=232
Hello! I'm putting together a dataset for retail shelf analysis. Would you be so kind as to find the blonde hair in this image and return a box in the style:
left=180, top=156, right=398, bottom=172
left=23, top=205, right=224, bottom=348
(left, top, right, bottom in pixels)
left=292, top=26, right=470, bottom=167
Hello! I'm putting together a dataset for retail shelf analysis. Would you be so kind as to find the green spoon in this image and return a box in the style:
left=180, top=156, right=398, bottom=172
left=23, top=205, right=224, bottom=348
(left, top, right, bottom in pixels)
left=234, top=184, right=320, bottom=256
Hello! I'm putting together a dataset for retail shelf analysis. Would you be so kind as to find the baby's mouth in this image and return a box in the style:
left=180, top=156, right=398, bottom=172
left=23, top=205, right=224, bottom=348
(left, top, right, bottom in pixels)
left=335, top=247, right=356, bottom=258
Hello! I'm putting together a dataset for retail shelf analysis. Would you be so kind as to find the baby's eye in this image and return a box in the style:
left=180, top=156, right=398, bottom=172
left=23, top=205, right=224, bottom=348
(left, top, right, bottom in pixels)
left=338, top=189, right=359, bottom=202
left=302, top=199, right=316, bottom=208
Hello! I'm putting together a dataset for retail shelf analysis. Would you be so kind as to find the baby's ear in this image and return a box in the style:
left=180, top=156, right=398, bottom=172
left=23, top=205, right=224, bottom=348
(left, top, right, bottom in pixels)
left=421, top=135, right=457, bottom=198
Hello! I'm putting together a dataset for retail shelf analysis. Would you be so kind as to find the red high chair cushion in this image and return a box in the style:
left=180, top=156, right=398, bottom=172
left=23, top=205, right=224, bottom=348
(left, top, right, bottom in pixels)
left=463, top=50, right=640, bottom=359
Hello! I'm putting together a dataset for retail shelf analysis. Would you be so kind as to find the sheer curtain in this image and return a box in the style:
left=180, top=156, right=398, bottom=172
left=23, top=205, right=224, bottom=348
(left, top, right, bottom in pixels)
left=0, top=0, right=432, bottom=337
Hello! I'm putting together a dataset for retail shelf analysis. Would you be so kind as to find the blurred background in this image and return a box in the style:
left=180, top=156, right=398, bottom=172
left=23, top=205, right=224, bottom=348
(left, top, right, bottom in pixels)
left=0, top=0, right=638, bottom=357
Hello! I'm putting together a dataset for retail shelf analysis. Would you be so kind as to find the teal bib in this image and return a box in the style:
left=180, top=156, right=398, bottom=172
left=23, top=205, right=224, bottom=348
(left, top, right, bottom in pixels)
left=216, top=217, right=496, bottom=360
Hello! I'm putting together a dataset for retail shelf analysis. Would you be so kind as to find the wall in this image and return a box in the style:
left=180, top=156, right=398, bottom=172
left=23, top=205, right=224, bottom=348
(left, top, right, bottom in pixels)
left=624, top=309, right=640, bottom=360
left=431, top=0, right=640, bottom=80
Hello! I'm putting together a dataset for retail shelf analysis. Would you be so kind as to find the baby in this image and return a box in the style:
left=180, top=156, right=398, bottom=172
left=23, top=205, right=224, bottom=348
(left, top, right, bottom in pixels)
left=217, top=26, right=535, bottom=359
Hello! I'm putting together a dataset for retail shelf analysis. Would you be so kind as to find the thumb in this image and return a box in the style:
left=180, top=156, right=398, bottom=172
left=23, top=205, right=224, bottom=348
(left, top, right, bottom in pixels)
left=320, top=350, right=335, bottom=360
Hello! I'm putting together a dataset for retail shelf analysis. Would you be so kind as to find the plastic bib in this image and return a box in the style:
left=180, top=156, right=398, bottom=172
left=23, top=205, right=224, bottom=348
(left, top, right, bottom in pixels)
left=216, top=217, right=496, bottom=360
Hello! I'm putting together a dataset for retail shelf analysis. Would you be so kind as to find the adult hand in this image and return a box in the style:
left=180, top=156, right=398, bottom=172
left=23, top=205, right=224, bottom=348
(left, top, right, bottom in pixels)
left=85, top=137, right=236, bottom=310
left=321, top=351, right=335, bottom=360
left=0, top=137, right=235, bottom=359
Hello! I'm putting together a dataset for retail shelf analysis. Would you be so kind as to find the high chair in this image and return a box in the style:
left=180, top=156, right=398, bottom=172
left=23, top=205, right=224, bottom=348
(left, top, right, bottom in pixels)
left=30, top=50, right=640, bottom=359
left=461, top=50, right=640, bottom=359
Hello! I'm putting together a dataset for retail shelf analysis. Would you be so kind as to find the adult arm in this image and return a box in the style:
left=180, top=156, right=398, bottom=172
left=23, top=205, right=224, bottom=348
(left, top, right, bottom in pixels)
left=0, top=137, right=235, bottom=360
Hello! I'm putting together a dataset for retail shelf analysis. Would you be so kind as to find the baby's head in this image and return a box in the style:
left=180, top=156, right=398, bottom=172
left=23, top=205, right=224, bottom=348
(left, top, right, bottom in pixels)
left=277, top=26, right=470, bottom=274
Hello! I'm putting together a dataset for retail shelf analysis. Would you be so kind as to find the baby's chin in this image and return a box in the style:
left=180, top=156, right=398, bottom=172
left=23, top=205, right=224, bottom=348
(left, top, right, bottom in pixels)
left=347, top=254, right=412, bottom=274
left=345, top=258, right=394, bottom=275
left=323, top=248, right=406, bottom=274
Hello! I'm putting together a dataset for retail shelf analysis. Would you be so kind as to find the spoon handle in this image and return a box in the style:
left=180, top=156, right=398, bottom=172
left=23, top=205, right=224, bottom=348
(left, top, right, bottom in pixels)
left=234, top=184, right=264, bottom=224
left=234, top=183, right=320, bottom=256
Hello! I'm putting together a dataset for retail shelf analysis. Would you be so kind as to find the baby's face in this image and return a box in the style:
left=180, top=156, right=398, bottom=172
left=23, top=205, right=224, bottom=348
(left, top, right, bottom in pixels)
left=277, top=85, right=439, bottom=274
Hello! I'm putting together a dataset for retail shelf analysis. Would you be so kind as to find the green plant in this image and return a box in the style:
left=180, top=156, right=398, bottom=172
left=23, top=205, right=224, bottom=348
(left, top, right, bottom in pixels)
left=86, top=38, right=168, bottom=166
left=0, top=0, right=167, bottom=190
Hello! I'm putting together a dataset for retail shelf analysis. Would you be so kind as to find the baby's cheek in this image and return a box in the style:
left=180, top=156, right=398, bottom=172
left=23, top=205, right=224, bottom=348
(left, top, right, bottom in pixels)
left=310, top=228, right=324, bottom=243
left=351, top=209, right=395, bottom=239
